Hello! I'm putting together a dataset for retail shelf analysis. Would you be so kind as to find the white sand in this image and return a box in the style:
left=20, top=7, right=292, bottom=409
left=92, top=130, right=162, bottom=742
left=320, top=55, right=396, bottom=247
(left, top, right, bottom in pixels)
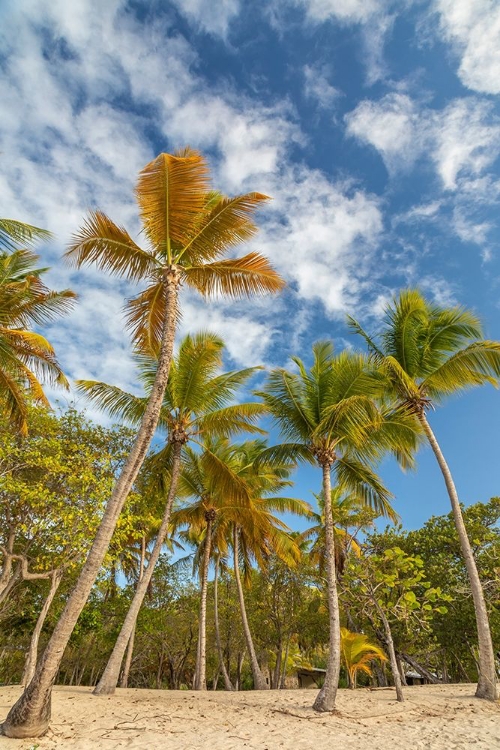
left=1, top=683, right=499, bottom=749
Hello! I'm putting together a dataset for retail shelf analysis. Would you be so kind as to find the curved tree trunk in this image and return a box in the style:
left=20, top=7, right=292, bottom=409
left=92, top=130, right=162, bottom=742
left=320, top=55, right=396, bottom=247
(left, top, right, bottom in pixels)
left=373, top=600, right=404, bottom=702
left=214, top=556, right=234, bottom=691
left=94, top=438, right=183, bottom=695
left=119, top=535, right=146, bottom=689
left=194, top=514, right=213, bottom=690
left=419, top=413, right=497, bottom=701
left=233, top=526, right=268, bottom=690
left=313, top=462, right=341, bottom=712
left=2, top=270, right=180, bottom=739
left=22, top=570, right=63, bottom=687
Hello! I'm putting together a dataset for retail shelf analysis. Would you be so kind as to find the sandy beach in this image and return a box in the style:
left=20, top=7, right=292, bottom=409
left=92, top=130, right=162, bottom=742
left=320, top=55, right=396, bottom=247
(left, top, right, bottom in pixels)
left=0, top=683, right=498, bottom=750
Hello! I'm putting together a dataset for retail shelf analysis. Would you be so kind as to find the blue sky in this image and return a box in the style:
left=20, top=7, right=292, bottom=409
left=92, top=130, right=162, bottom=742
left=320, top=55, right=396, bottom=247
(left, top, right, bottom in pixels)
left=1, top=0, right=499, bottom=530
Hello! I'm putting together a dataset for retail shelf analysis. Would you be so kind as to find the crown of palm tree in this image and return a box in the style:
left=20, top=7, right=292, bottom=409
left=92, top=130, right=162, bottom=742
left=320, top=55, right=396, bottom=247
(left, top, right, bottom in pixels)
left=0, top=249, right=75, bottom=433
left=66, top=149, right=285, bottom=355
left=257, top=341, right=420, bottom=516
left=348, top=288, right=500, bottom=409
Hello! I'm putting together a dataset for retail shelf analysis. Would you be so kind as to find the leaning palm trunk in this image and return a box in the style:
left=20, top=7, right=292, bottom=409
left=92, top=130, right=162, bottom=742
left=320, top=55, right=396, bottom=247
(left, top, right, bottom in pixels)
left=22, top=570, right=63, bottom=687
left=119, top=536, right=146, bottom=689
left=94, top=439, right=183, bottom=696
left=233, top=526, right=268, bottom=690
left=2, top=270, right=180, bottom=738
left=419, top=413, right=497, bottom=701
left=214, top=556, right=234, bottom=691
left=313, top=463, right=341, bottom=712
left=193, top=515, right=214, bottom=690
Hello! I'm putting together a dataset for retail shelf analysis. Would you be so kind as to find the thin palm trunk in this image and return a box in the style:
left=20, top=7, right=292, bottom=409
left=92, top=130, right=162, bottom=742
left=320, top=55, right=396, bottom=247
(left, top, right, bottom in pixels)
left=313, top=462, right=341, bottom=712
left=194, top=515, right=213, bottom=690
left=2, top=271, right=180, bottom=738
left=119, top=535, right=146, bottom=689
left=94, top=439, right=183, bottom=696
left=373, top=599, right=404, bottom=702
left=419, top=412, right=497, bottom=701
left=22, top=570, right=63, bottom=687
left=214, top=556, right=234, bottom=691
left=233, top=526, right=268, bottom=690
left=280, top=634, right=291, bottom=689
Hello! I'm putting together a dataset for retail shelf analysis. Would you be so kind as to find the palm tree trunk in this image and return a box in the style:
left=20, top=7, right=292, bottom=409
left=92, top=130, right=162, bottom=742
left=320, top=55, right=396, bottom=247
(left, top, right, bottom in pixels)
left=119, top=535, right=146, bottom=689
left=2, top=269, right=180, bottom=739
left=233, top=526, right=268, bottom=690
left=214, top=556, right=234, bottom=691
left=280, top=634, right=291, bottom=689
left=373, top=600, right=404, bottom=702
left=313, top=462, right=341, bottom=712
left=194, top=516, right=213, bottom=690
left=22, top=570, right=63, bottom=687
left=94, top=438, right=183, bottom=696
left=419, top=412, right=497, bottom=701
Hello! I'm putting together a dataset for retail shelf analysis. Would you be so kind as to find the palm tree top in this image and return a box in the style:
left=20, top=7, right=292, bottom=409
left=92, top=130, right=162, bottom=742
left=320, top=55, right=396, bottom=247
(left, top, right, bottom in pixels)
left=65, top=149, right=285, bottom=355
left=347, top=288, right=500, bottom=408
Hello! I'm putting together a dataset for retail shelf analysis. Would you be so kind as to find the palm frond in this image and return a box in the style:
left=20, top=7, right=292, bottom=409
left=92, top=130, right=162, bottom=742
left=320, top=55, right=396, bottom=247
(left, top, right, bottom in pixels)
left=183, top=252, right=285, bottom=298
left=66, top=211, right=157, bottom=282
left=179, top=192, right=270, bottom=265
left=75, top=380, right=149, bottom=425
left=136, top=150, right=211, bottom=255
left=422, top=341, right=500, bottom=400
left=334, top=456, right=396, bottom=521
left=0, top=219, right=52, bottom=251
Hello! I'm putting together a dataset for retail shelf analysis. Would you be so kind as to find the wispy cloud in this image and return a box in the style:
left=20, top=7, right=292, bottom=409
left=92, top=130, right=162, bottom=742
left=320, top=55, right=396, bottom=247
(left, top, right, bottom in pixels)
left=432, top=0, right=500, bottom=95
left=303, top=64, right=341, bottom=110
left=170, top=0, right=241, bottom=39
left=346, top=94, right=500, bottom=191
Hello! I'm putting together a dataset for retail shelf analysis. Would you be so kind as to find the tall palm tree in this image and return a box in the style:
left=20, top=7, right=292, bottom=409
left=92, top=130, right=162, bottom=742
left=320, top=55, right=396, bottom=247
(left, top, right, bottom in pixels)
left=171, top=439, right=255, bottom=690
left=0, top=249, right=75, bottom=433
left=257, top=342, right=419, bottom=711
left=348, top=289, right=500, bottom=701
left=87, top=332, right=265, bottom=696
left=2, top=150, right=283, bottom=738
left=226, top=440, right=312, bottom=690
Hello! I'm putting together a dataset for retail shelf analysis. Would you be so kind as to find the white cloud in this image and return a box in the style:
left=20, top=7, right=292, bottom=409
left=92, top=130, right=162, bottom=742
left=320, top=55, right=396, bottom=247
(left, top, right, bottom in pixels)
left=303, top=64, right=340, bottom=110
left=170, top=0, right=241, bottom=38
left=345, top=93, right=421, bottom=172
left=433, top=0, right=500, bottom=95
left=346, top=95, right=500, bottom=191
left=288, top=0, right=381, bottom=24
left=431, top=99, right=500, bottom=190
left=256, top=165, right=383, bottom=317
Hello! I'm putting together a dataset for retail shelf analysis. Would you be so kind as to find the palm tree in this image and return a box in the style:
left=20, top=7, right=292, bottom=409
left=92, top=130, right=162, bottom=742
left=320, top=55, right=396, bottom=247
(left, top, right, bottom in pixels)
left=2, top=150, right=283, bottom=738
left=348, top=289, right=500, bottom=701
left=0, top=249, right=75, bottom=433
left=226, top=440, right=312, bottom=690
left=86, top=332, right=265, bottom=696
left=170, top=439, right=254, bottom=690
left=340, top=628, right=387, bottom=688
left=258, top=342, right=419, bottom=711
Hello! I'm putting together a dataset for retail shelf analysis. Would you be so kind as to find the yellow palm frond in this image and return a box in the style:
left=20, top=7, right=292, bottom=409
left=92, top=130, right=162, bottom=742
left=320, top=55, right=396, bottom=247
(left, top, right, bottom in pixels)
left=183, top=252, right=285, bottom=298
left=179, top=192, right=270, bottom=265
left=124, top=280, right=172, bottom=355
left=136, top=150, right=211, bottom=255
left=66, top=211, right=157, bottom=282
